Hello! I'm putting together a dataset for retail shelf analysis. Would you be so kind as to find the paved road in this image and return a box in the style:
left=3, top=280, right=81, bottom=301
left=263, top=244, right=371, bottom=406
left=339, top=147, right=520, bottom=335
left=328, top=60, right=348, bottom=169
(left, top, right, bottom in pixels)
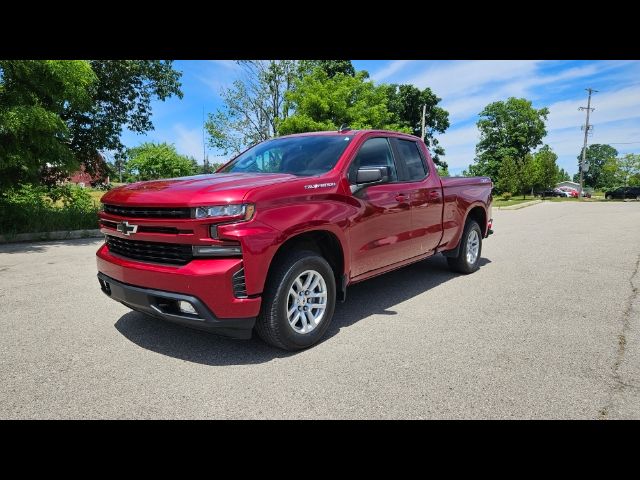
left=1, top=202, right=639, bottom=419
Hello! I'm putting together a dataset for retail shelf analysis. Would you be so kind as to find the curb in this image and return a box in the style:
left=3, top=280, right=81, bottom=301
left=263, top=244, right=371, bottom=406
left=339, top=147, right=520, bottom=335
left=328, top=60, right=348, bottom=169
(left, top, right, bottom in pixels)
left=497, top=199, right=542, bottom=210
left=0, top=229, right=102, bottom=244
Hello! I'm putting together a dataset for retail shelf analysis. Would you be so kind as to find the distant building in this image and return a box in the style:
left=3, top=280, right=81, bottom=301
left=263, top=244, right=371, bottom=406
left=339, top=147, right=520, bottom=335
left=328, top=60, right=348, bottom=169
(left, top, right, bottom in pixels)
left=556, top=181, right=581, bottom=192
left=67, top=152, right=110, bottom=187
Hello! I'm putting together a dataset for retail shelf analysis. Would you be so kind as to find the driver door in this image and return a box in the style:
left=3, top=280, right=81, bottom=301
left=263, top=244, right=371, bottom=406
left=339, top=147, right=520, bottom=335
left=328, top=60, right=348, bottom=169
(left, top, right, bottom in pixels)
left=347, top=137, right=414, bottom=278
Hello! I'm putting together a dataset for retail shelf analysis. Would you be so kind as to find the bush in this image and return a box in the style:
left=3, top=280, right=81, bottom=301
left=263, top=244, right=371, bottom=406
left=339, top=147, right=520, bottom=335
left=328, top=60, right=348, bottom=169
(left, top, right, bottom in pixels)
left=501, top=192, right=513, bottom=201
left=0, top=183, right=100, bottom=235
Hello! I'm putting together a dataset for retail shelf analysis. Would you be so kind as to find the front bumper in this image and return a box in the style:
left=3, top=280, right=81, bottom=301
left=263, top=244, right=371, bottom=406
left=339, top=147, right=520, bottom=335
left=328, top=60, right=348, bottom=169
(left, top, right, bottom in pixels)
left=96, top=243, right=261, bottom=319
left=98, top=272, right=255, bottom=339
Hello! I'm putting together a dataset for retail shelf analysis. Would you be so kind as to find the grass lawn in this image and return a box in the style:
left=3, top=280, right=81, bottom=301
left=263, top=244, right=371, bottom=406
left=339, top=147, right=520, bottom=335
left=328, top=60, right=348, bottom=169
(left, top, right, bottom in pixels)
left=493, top=195, right=538, bottom=207
left=88, top=189, right=105, bottom=207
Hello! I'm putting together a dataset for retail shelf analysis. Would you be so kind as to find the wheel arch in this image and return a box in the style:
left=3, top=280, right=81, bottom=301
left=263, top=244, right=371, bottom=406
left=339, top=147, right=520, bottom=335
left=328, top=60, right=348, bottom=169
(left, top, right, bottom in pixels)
left=266, top=229, right=348, bottom=302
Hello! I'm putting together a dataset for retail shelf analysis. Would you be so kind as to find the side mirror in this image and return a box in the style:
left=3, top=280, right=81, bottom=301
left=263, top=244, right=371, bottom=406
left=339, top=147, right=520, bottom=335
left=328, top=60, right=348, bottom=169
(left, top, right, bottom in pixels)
left=356, top=166, right=389, bottom=185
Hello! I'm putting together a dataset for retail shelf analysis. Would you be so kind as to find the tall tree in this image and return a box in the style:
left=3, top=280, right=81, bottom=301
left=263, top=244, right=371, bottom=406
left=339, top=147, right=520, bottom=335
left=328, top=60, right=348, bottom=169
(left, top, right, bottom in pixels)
left=577, top=144, right=618, bottom=189
left=125, top=142, right=197, bottom=181
left=279, top=68, right=403, bottom=134
left=0, top=60, right=182, bottom=188
left=468, top=97, right=549, bottom=190
left=205, top=60, right=298, bottom=155
left=557, top=168, right=571, bottom=182
left=531, top=145, right=560, bottom=190
left=298, top=60, right=355, bottom=78
left=618, top=153, right=640, bottom=186
left=496, top=155, right=518, bottom=194
left=0, top=60, right=96, bottom=188
left=65, top=60, right=182, bottom=166
left=384, top=84, right=450, bottom=168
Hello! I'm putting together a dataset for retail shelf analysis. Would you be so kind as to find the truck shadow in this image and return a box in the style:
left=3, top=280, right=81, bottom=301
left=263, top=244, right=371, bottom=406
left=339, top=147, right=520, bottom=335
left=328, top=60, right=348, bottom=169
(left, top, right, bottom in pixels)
left=114, top=255, right=491, bottom=366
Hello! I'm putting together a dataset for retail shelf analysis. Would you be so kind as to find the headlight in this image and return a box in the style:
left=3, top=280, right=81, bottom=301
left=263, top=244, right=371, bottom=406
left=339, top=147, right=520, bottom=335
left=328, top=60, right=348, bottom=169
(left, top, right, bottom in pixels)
left=193, top=203, right=255, bottom=221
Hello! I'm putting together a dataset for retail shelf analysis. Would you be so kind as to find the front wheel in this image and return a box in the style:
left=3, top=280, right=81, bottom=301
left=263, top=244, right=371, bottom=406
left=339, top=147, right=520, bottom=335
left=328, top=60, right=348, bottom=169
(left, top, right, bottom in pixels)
left=447, top=220, right=482, bottom=274
left=255, top=250, right=336, bottom=350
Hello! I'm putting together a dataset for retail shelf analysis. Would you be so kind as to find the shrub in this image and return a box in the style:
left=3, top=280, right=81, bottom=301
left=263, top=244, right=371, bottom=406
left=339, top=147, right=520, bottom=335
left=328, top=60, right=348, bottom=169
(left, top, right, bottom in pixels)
left=0, top=183, right=99, bottom=235
left=501, top=192, right=513, bottom=201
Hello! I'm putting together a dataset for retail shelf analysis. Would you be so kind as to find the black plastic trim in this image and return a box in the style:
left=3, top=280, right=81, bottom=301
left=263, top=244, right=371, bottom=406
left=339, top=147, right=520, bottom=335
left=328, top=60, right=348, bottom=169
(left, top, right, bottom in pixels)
left=97, top=273, right=255, bottom=339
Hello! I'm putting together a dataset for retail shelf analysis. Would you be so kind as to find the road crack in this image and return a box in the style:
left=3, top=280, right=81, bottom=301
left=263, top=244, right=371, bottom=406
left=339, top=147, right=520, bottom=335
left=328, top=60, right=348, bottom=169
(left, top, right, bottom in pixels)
left=599, top=252, right=640, bottom=419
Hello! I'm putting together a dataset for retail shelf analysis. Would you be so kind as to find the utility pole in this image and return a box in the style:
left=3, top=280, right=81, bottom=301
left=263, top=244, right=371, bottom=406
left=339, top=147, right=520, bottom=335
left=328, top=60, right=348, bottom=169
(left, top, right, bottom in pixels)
left=421, top=104, right=426, bottom=141
left=578, top=88, right=598, bottom=200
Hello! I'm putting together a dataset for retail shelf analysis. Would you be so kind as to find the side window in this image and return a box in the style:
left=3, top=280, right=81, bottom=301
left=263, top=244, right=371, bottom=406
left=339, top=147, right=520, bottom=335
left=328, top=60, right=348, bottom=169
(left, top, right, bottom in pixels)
left=348, top=137, right=398, bottom=184
left=394, top=139, right=427, bottom=181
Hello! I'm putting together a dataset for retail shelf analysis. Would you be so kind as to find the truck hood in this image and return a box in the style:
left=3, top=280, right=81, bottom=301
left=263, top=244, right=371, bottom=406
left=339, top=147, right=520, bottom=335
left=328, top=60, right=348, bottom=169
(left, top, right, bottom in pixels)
left=101, top=173, right=298, bottom=207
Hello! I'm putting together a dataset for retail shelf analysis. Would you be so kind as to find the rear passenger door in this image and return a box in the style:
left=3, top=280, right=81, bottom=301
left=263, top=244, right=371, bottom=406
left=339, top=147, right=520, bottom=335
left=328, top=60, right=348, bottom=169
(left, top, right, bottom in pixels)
left=390, top=137, right=444, bottom=255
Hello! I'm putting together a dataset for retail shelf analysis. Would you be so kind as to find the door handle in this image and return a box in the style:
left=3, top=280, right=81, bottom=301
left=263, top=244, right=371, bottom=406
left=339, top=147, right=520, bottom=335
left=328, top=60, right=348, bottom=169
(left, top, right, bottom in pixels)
left=395, top=193, right=408, bottom=202
left=428, top=190, right=441, bottom=200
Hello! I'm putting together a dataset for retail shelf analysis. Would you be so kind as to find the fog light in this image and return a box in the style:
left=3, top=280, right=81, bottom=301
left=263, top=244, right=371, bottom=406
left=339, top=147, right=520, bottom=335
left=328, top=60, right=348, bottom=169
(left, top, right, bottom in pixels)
left=178, top=301, right=197, bottom=315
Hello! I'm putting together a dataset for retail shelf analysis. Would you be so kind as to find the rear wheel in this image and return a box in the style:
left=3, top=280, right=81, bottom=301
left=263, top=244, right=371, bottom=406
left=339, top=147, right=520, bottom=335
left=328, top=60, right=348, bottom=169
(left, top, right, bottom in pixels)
left=447, top=220, right=482, bottom=274
left=255, top=250, right=336, bottom=350
left=606, top=194, right=613, bottom=200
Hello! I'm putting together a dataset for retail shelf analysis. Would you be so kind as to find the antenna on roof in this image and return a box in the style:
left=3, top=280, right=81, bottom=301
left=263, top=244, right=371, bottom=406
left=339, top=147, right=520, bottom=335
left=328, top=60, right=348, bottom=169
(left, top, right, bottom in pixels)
left=338, top=124, right=351, bottom=133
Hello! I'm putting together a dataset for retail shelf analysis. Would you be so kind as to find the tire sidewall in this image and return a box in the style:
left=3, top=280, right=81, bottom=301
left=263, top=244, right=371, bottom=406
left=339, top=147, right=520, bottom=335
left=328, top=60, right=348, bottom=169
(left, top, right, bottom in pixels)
left=461, top=221, right=482, bottom=272
left=274, top=255, right=336, bottom=349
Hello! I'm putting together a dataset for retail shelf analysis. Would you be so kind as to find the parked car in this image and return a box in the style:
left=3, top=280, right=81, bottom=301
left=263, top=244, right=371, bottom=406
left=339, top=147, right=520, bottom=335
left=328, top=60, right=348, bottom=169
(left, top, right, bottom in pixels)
left=535, top=189, right=564, bottom=198
left=581, top=191, right=591, bottom=198
left=553, top=188, right=570, bottom=197
left=558, top=187, right=578, bottom=198
left=605, top=186, right=640, bottom=200
left=96, top=129, right=494, bottom=350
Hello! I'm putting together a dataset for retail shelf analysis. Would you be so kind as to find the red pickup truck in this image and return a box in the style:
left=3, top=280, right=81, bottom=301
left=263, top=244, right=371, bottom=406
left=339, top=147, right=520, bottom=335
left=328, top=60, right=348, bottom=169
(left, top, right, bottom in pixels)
left=97, top=129, right=493, bottom=350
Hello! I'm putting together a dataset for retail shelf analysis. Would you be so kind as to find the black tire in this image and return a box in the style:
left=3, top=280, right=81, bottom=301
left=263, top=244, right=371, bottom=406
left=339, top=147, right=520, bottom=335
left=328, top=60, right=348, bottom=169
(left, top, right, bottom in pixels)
left=605, top=194, right=612, bottom=200
left=446, top=220, right=482, bottom=274
left=255, top=250, right=336, bottom=350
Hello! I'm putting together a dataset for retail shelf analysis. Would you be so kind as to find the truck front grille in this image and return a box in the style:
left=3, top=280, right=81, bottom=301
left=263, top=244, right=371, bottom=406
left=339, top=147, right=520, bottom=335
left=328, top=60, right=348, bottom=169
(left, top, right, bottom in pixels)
left=106, top=235, right=193, bottom=265
left=104, top=204, right=191, bottom=219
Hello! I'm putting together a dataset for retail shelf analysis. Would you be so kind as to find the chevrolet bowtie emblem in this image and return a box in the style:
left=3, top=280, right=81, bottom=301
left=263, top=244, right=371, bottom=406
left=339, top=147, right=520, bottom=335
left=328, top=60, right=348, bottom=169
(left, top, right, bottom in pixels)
left=116, top=221, right=138, bottom=236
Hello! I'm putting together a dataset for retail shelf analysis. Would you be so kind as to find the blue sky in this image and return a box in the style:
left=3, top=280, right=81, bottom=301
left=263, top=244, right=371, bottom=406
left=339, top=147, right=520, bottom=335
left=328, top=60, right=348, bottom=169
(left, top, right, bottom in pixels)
left=120, top=60, right=640, bottom=176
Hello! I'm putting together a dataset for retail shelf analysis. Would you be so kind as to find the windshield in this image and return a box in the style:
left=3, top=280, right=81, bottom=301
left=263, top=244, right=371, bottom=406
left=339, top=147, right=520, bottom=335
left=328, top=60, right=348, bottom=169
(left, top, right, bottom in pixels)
left=218, top=135, right=353, bottom=177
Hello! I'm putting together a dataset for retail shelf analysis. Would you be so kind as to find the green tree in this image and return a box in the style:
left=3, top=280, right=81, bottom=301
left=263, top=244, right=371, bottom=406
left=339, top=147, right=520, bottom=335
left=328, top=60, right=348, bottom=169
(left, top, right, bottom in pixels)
left=298, top=60, right=355, bottom=78
left=279, top=68, right=403, bottom=135
left=618, top=153, right=640, bottom=186
left=0, top=60, right=96, bottom=188
left=496, top=156, right=518, bottom=194
left=531, top=145, right=560, bottom=190
left=125, top=142, right=197, bottom=181
left=384, top=84, right=450, bottom=168
left=468, top=97, right=549, bottom=190
left=65, top=60, right=183, bottom=167
left=600, top=157, right=623, bottom=189
left=577, top=144, right=618, bottom=189
left=205, top=60, right=298, bottom=155
left=557, top=168, right=571, bottom=182
left=0, top=60, right=182, bottom=188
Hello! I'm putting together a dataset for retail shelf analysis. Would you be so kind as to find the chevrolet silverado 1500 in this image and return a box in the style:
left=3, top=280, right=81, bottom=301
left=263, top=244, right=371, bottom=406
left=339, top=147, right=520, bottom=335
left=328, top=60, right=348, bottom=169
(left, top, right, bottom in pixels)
left=97, top=129, right=493, bottom=350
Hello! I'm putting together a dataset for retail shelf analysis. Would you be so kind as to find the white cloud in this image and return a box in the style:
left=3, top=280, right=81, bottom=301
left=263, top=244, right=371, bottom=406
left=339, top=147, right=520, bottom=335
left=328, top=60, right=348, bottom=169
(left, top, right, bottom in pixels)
left=547, top=84, right=640, bottom=131
left=370, top=60, right=411, bottom=82
left=405, top=60, right=541, bottom=98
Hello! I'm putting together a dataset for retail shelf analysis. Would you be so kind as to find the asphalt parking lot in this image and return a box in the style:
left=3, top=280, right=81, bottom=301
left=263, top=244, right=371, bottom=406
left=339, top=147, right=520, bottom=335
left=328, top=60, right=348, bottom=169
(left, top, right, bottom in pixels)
left=1, top=201, right=639, bottom=419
